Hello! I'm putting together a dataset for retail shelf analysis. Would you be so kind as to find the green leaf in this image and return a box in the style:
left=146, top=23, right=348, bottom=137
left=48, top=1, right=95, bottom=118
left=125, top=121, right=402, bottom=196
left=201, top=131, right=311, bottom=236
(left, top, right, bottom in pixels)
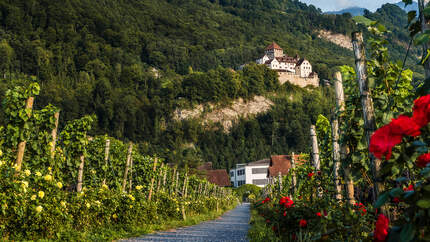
left=412, top=140, right=427, bottom=147
left=408, top=11, right=417, bottom=24
left=396, top=177, right=408, bottom=183
left=424, top=7, right=430, bottom=18
left=400, top=224, right=415, bottom=242
left=389, top=188, right=403, bottom=198
left=417, top=199, right=430, bottom=208
left=404, top=191, right=414, bottom=199
left=424, top=185, right=430, bottom=192
left=375, top=192, right=389, bottom=208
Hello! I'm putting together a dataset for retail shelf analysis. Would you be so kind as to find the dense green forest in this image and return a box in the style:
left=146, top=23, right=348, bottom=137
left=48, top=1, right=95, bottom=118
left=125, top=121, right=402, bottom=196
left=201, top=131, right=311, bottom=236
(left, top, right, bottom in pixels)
left=0, top=0, right=421, bottom=169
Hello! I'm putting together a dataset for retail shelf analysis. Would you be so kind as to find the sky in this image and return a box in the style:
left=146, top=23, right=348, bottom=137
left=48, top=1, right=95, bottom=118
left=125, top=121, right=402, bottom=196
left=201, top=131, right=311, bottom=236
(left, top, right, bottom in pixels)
left=299, top=0, right=401, bottom=12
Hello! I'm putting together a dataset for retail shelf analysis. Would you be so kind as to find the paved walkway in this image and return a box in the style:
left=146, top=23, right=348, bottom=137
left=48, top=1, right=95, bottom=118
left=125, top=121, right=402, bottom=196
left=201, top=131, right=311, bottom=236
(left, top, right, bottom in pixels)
left=125, top=203, right=250, bottom=242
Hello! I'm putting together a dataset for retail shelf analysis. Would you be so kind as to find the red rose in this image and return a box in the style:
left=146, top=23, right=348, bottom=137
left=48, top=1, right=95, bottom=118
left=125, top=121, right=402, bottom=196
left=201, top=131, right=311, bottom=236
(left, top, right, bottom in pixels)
left=412, top=95, right=430, bottom=127
left=370, top=125, right=403, bottom=160
left=299, top=219, right=307, bottom=228
left=374, top=214, right=389, bottom=242
left=292, top=234, right=297, bottom=240
left=280, top=196, right=294, bottom=208
left=316, top=212, right=322, bottom=217
left=392, top=197, right=400, bottom=203
left=390, top=115, right=421, bottom=137
left=416, top=153, right=430, bottom=168
left=308, top=172, right=314, bottom=178
left=266, top=219, right=270, bottom=223
left=272, top=226, right=277, bottom=232
left=262, top=197, right=270, bottom=204
left=317, top=171, right=321, bottom=175
left=323, top=210, right=328, bottom=216
left=283, top=211, right=287, bottom=216
left=403, top=184, right=414, bottom=191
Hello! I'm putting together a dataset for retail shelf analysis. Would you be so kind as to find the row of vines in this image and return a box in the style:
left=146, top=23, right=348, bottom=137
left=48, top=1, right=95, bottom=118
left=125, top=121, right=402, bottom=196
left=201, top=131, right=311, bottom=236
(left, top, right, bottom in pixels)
left=0, top=81, right=236, bottom=240
left=250, top=1, right=430, bottom=241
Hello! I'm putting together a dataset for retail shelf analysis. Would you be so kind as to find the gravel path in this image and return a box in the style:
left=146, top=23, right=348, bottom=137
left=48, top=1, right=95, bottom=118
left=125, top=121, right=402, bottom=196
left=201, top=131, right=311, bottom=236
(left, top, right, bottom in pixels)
left=124, top=203, right=250, bottom=242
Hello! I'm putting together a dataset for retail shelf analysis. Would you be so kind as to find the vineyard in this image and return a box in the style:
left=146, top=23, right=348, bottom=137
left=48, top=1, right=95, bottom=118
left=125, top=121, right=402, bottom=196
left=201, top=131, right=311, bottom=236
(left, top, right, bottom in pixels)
left=247, top=4, right=430, bottom=242
left=0, top=81, right=237, bottom=240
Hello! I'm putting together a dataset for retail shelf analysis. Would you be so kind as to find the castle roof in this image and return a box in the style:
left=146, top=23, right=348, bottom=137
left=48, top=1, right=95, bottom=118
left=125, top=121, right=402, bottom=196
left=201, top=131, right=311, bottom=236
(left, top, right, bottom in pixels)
left=265, top=42, right=282, bottom=51
left=275, top=56, right=297, bottom=63
left=296, top=58, right=307, bottom=66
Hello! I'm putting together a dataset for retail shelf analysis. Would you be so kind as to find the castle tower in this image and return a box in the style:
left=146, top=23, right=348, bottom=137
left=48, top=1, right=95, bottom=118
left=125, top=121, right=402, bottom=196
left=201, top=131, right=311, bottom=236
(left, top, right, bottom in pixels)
left=265, top=42, right=283, bottom=59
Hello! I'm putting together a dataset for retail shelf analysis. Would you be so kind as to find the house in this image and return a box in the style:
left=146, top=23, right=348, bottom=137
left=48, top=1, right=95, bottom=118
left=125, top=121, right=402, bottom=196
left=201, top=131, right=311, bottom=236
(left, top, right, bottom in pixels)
left=197, top=162, right=231, bottom=187
left=255, top=42, right=319, bottom=88
left=267, top=154, right=307, bottom=181
left=230, top=159, right=270, bottom=187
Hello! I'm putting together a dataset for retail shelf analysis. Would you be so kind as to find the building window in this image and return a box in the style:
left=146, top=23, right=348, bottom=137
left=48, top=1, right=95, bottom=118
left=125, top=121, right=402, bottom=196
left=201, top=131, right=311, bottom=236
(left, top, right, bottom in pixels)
left=230, top=171, right=234, bottom=177
left=238, top=180, right=246, bottom=186
left=252, top=179, right=268, bottom=185
left=252, top=168, right=268, bottom=174
left=237, top=169, right=245, bottom=176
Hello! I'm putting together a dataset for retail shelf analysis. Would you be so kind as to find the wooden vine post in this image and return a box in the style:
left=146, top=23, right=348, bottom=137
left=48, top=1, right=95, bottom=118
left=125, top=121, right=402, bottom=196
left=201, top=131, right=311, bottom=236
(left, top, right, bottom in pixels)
left=156, top=163, right=164, bottom=193
left=129, top=157, right=133, bottom=192
left=77, top=154, right=85, bottom=192
left=15, top=96, right=34, bottom=173
left=148, top=157, right=158, bottom=201
left=291, top=152, right=297, bottom=194
left=332, top=72, right=345, bottom=201
left=181, top=173, right=188, bottom=221
left=175, top=171, right=179, bottom=195
left=122, top=142, right=133, bottom=192
left=278, top=171, right=282, bottom=194
left=352, top=32, right=382, bottom=202
left=50, top=111, right=60, bottom=159
left=310, top=125, right=320, bottom=170
left=171, top=167, right=177, bottom=194
left=102, top=139, right=111, bottom=185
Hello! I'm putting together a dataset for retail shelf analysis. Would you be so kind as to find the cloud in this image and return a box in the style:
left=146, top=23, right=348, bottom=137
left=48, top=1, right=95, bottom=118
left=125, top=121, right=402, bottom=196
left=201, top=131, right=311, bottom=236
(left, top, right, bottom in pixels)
left=335, top=0, right=352, bottom=9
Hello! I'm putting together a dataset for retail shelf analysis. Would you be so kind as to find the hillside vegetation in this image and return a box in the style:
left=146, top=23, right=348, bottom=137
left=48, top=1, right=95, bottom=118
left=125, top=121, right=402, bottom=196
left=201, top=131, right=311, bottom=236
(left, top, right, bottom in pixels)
left=0, top=0, right=420, bottom=168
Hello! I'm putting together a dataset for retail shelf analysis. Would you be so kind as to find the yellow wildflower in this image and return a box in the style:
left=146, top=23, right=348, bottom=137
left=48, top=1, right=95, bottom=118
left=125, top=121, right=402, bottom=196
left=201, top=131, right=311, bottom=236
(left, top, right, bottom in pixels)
left=95, top=200, right=101, bottom=207
left=38, top=191, right=45, bottom=199
left=48, top=167, right=52, bottom=172
left=176, top=207, right=180, bottom=212
left=91, top=169, right=96, bottom=174
left=35, top=205, right=43, bottom=213
left=24, top=169, right=31, bottom=176
left=127, top=194, right=135, bottom=201
left=136, top=185, right=143, bottom=190
left=57, top=182, right=63, bottom=189
left=129, top=205, right=133, bottom=208
left=0, top=160, right=4, bottom=166
left=31, top=195, right=36, bottom=200
left=35, top=172, right=42, bottom=177
left=102, top=184, right=109, bottom=190
left=112, top=214, right=118, bottom=219
left=60, top=201, right=67, bottom=208
left=21, top=181, right=29, bottom=188
left=86, top=203, right=91, bottom=208
left=44, top=174, right=52, bottom=181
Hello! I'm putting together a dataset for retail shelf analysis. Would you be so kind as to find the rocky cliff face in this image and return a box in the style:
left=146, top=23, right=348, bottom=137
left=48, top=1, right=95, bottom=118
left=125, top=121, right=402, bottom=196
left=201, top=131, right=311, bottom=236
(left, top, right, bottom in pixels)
left=317, top=30, right=353, bottom=50
left=174, top=96, right=274, bottom=132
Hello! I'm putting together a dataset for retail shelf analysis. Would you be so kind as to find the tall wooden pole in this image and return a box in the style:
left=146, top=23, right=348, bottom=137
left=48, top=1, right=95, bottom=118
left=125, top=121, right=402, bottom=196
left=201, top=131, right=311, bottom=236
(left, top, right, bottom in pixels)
left=15, top=97, right=34, bottom=173
left=352, top=32, right=381, bottom=202
left=102, top=139, right=110, bottom=185
left=77, top=155, right=85, bottom=192
left=129, top=157, right=133, bottom=192
left=156, top=163, right=164, bottom=193
left=310, top=125, right=320, bottom=170
left=291, top=152, right=297, bottom=194
left=122, top=142, right=133, bottom=192
left=148, top=157, right=158, bottom=200
left=50, top=111, right=60, bottom=159
left=332, top=72, right=344, bottom=201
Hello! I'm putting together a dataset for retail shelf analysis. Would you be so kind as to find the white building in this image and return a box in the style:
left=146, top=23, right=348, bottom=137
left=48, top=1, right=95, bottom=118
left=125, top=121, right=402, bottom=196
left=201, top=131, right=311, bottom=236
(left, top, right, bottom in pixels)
left=256, top=42, right=316, bottom=78
left=230, top=159, right=270, bottom=187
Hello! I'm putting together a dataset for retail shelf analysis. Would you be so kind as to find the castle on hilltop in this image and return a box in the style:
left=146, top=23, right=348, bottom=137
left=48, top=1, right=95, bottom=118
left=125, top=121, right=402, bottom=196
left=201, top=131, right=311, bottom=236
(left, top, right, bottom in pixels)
left=256, top=42, right=319, bottom=88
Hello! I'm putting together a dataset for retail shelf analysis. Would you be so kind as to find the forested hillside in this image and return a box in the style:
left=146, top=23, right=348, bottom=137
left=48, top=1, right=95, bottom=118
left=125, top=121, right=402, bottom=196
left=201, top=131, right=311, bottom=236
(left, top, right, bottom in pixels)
left=0, top=0, right=419, bottom=169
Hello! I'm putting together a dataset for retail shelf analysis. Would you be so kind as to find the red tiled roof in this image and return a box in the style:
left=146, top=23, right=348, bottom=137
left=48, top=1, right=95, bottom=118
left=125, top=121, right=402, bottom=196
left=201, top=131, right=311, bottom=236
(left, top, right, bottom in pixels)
left=206, top=169, right=231, bottom=187
left=267, top=154, right=306, bottom=177
left=265, top=42, right=283, bottom=50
